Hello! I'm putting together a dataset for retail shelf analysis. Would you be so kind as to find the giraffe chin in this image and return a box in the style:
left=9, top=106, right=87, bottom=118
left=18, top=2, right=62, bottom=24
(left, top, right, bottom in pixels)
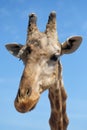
left=14, top=97, right=40, bottom=113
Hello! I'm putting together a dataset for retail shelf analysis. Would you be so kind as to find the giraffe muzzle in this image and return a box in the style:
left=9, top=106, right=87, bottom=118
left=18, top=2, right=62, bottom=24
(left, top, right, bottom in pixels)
left=14, top=88, right=40, bottom=113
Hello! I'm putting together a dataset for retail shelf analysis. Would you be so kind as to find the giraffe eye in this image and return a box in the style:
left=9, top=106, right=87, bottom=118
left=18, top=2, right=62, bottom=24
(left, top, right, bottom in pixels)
left=50, top=54, right=58, bottom=61
left=26, top=47, right=32, bottom=54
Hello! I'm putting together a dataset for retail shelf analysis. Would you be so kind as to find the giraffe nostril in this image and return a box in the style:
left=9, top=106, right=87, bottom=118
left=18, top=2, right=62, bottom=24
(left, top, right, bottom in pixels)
left=18, top=89, right=24, bottom=98
left=18, top=89, right=21, bottom=97
left=17, top=87, right=32, bottom=99
left=26, top=87, right=32, bottom=96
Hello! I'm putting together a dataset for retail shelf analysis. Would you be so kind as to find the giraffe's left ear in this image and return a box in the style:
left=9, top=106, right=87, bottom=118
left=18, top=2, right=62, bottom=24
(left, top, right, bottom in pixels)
left=61, top=36, right=82, bottom=55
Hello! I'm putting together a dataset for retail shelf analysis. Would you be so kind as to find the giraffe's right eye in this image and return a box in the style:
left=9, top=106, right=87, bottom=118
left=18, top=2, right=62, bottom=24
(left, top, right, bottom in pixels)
left=26, top=46, right=32, bottom=54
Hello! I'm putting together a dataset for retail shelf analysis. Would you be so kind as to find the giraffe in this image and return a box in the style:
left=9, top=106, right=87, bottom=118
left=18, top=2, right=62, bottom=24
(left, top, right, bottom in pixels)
left=5, top=11, right=82, bottom=130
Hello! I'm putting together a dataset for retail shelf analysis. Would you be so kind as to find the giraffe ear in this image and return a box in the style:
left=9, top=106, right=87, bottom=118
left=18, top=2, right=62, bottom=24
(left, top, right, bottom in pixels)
left=61, top=36, right=82, bottom=55
left=5, top=43, right=23, bottom=58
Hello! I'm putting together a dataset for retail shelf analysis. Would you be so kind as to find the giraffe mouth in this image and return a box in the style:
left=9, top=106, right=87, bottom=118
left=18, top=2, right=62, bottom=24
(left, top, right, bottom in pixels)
left=14, top=96, right=39, bottom=113
left=14, top=89, right=40, bottom=113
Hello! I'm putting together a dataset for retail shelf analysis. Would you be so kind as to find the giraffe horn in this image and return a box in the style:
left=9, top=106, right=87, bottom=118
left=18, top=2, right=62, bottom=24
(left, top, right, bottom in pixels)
left=26, top=13, right=39, bottom=43
left=45, top=11, right=58, bottom=40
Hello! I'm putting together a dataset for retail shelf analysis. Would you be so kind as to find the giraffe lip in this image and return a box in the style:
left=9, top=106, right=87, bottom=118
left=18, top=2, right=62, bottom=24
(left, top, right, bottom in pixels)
left=14, top=95, right=40, bottom=113
left=29, top=103, right=37, bottom=111
left=15, top=101, right=37, bottom=113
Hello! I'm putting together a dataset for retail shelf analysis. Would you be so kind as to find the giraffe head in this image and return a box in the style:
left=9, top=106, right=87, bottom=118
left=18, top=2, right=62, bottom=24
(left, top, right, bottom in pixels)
left=5, top=12, right=82, bottom=113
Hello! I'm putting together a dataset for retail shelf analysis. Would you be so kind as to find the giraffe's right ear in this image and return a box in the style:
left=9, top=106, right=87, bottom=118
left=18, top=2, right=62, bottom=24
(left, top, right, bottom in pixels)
left=5, top=43, right=23, bottom=58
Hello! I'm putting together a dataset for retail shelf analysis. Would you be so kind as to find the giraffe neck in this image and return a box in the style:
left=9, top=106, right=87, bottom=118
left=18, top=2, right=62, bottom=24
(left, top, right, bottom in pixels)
left=48, top=61, right=69, bottom=130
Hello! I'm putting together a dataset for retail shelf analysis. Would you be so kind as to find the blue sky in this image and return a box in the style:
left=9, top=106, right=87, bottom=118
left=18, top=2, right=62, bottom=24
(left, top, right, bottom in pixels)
left=0, top=0, right=87, bottom=130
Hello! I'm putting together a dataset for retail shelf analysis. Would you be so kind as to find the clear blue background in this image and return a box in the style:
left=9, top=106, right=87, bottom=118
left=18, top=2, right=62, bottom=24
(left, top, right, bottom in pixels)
left=0, top=0, right=87, bottom=130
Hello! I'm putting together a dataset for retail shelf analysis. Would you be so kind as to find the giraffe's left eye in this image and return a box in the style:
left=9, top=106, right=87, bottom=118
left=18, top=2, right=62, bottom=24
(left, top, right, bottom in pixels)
left=50, top=54, right=58, bottom=61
